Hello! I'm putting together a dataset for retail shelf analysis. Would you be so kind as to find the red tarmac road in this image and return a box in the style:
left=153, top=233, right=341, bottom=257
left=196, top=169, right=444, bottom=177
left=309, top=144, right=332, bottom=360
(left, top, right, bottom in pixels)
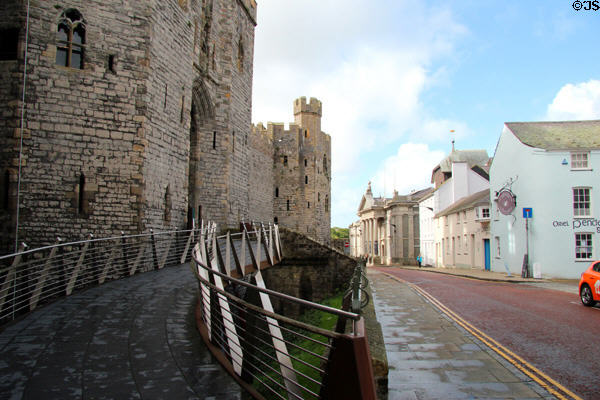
left=377, top=267, right=599, bottom=400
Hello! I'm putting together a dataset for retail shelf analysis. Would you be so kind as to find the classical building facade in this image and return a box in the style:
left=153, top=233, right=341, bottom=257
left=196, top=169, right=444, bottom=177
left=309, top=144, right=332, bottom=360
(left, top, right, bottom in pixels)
left=0, top=1, right=331, bottom=251
left=349, top=184, right=432, bottom=265
left=490, top=120, right=600, bottom=279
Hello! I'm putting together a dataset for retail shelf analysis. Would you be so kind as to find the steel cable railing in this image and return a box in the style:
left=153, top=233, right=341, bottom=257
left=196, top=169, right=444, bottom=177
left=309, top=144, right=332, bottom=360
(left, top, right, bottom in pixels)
left=0, top=228, right=201, bottom=325
left=190, top=223, right=375, bottom=400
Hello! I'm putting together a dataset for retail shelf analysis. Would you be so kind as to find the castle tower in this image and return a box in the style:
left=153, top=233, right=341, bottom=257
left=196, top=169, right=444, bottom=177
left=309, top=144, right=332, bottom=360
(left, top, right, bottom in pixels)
left=271, top=97, right=331, bottom=244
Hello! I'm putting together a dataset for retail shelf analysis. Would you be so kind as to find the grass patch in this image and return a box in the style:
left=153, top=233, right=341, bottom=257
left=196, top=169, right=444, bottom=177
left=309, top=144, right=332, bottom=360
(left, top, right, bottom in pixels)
left=252, top=291, right=345, bottom=399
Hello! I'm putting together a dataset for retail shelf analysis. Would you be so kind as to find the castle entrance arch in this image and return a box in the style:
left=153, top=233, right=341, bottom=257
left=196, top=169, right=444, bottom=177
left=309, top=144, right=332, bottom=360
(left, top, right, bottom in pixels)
left=188, top=80, right=215, bottom=228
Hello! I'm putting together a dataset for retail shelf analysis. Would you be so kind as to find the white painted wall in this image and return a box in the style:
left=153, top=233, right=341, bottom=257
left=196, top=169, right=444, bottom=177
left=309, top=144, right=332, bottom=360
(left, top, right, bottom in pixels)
left=419, top=194, right=435, bottom=266
left=490, top=125, right=600, bottom=279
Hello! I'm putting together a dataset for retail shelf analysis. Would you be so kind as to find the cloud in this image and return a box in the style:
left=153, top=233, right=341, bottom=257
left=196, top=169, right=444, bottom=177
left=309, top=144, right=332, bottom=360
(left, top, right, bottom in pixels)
left=370, top=143, right=445, bottom=198
left=251, top=0, right=468, bottom=226
left=546, top=80, right=600, bottom=120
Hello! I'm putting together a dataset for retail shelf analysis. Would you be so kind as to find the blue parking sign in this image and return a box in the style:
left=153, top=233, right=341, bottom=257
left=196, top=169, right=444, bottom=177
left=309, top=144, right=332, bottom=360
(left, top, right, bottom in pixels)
left=523, top=208, right=532, bottom=218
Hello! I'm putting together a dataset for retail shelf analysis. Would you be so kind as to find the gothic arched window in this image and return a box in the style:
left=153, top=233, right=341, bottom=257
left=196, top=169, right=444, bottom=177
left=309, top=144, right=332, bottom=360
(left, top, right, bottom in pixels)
left=56, top=9, right=85, bottom=69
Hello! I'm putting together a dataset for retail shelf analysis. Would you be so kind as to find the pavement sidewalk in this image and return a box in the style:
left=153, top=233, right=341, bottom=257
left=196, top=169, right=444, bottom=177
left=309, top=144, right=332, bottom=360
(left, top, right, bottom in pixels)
left=376, top=264, right=580, bottom=295
left=368, top=268, right=556, bottom=399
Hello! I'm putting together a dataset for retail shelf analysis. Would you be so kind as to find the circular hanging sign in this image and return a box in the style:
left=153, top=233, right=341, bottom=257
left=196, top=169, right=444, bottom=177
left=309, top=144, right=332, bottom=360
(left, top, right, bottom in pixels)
left=497, top=190, right=516, bottom=215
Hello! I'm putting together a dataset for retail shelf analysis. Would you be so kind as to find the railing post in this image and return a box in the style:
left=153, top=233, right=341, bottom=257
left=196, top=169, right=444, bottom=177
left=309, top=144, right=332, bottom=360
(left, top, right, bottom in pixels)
left=180, top=229, right=194, bottom=264
left=321, top=318, right=377, bottom=400
left=66, top=235, right=91, bottom=296
left=30, top=238, right=61, bottom=311
left=120, top=231, right=129, bottom=277
left=150, top=229, right=158, bottom=270
left=0, top=242, right=26, bottom=320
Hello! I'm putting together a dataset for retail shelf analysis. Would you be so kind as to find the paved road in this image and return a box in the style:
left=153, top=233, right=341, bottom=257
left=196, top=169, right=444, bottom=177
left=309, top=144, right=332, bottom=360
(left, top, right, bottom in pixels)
left=368, top=269, right=552, bottom=400
left=378, top=267, right=598, bottom=400
left=0, top=264, right=243, bottom=400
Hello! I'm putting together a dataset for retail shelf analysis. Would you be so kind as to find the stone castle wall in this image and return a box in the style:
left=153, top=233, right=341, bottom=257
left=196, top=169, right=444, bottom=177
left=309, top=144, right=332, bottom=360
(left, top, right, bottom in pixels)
left=0, top=1, right=331, bottom=252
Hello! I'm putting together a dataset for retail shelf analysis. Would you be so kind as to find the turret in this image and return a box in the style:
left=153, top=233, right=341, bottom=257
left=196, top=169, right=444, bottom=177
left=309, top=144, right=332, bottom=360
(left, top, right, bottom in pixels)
left=293, top=97, right=322, bottom=141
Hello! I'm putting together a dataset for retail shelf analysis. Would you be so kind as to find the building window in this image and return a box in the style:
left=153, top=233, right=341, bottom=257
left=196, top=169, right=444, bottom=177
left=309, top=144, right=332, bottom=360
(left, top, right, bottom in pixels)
left=305, top=175, right=308, bottom=184
left=1, top=170, right=10, bottom=210
left=0, top=28, right=19, bottom=60
left=482, top=208, right=490, bottom=218
left=573, top=187, right=591, bottom=217
left=237, top=34, right=244, bottom=72
left=457, top=212, right=460, bottom=224
left=495, top=236, right=501, bottom=258
left=283, top=155, right=288, bottom=166
left=463, top=210, right=467, bottom=223
left=275, top=187, right=279, bottom=198
left=325, top=195, right=329, bottom=212
left=164, top=185, right=171, bottom=222
left=232, top=131, right=235, bottom=152
left=286, top=199, right=290, bottom=211
left=108, top=54, right=115, bottom=72
left=304, top=158, right=307, bottom=167
left=274, top=216, right=278, bottom=224
left=575, top=233, right=593, bottom=260
left=318, top=192, right=320, bottom=202
left=307, top=202, right=310, bottom=209
left=212, top=131, right=216, bottom=149
left=56, top=9, right=85, bottom=69
left=323, top=154, right=328, bottom=174
left=78, top=173, right=85, bottom=215
left=571, top=152, right=589, bottom=170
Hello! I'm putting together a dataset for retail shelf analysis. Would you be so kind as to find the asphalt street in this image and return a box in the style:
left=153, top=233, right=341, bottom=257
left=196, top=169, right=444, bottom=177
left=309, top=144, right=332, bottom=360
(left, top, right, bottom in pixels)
left=377, top=267, right=597, bottom=400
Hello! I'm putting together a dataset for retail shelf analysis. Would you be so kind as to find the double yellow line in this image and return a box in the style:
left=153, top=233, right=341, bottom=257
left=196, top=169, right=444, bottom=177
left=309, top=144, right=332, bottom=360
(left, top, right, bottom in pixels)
left=383, top=273, right=582, bottom=400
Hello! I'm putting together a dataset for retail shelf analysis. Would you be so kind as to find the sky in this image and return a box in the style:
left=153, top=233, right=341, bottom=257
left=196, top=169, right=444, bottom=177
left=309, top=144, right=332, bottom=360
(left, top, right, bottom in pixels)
left=250, top=0, right=600, bottom=228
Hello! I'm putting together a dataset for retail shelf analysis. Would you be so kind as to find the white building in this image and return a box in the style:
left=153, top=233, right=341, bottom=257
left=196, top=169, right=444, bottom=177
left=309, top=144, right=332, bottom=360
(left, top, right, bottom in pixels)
left=419, top=146, right=491, bottom=268
left=435, top=190, right=491, bottom=270
left=349, top=183, right=432, bottom=265
left=490, top=121, right=600, bottom=279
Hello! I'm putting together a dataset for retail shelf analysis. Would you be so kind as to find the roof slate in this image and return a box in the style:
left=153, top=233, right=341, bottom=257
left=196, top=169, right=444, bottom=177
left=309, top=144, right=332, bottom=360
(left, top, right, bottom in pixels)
left=506, top=120, right=600, bottom=150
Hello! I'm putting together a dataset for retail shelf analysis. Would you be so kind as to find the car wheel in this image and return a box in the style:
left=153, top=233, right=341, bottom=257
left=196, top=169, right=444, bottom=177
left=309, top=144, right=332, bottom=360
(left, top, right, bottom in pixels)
left=580, top=284, right=596, bottom=307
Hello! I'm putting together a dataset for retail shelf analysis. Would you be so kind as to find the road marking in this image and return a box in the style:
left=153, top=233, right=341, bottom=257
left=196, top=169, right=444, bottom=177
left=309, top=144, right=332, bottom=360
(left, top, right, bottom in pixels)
left=382, top=272, right=583, bottom=400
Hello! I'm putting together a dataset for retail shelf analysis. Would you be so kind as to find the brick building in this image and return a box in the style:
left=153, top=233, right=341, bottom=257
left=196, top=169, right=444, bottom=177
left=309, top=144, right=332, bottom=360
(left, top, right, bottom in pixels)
left=0, top=1, right=331, bottom=251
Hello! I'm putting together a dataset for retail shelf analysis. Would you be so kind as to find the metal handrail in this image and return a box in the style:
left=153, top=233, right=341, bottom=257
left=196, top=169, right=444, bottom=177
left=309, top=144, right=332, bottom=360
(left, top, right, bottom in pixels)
left=192, top=250, right=360, bottom=322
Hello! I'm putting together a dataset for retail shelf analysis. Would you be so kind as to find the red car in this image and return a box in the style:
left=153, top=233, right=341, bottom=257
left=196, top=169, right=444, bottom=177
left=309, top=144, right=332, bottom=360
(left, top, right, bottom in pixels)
left=579, top=261, right=600, bottom=306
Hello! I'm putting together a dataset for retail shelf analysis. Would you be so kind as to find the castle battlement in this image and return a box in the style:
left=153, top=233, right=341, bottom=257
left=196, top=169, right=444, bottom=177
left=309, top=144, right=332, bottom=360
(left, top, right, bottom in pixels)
left=294, top=96, right=322, bottom=116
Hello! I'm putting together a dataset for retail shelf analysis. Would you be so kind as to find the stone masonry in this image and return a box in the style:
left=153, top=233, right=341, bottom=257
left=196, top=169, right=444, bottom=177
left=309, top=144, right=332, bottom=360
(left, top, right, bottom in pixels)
left=0, top=1, right=332, bottom=252
left=253, top=97, right=332, bottom=244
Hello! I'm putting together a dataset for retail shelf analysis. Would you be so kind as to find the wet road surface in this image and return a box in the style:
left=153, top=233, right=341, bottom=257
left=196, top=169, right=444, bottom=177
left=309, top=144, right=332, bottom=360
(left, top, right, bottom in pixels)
left=377, top=267, right=598, bottom=400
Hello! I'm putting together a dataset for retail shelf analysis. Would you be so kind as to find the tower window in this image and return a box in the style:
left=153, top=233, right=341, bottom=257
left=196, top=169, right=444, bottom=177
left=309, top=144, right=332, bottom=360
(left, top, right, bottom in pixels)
left=0, top=28, right=19, bottom=60
left=108, top=54, right=115, bottom=72
left=56, top=9, right=85, bottom=69
left=287, top=199, right=290, bottom=211
left=274, top=216, right=278, bottom=224
left=304, top=159, right=307, bottom=167
left=180, top=95, right=185, bottom=123
left=307, top=202, right=310, bottom=209
left=305, top=175, right=308, bottom=184
left=232, top=131, right=235, bottom=152
left=275, top=187, right=279, bottom=198
left=78, top=173, right=85, bottom=215
left=212, top=131, right=216, bottom=149
left=283, top=156, right=288, bottom=166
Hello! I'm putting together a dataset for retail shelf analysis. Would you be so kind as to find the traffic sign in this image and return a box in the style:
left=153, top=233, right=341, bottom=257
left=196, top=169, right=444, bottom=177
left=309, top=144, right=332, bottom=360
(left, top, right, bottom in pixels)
left=523, top=207, right=532, bottom=218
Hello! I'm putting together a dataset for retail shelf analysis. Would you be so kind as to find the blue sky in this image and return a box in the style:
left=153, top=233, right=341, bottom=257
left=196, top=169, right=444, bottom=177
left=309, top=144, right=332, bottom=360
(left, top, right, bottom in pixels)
left=251, top=0, right=600, bottom=228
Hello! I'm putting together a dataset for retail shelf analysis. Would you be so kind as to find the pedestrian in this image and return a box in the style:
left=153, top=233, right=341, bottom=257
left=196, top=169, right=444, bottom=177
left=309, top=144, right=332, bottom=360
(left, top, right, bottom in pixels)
left=417, top=255, right=422, bottom=268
